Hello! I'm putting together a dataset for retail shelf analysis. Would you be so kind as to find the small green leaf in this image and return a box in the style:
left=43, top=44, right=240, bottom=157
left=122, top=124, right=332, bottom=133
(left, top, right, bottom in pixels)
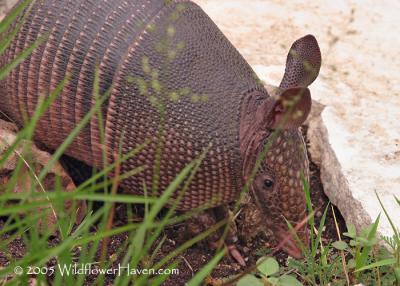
left=257, top=256, right=279, bottom=276
left=267, top=276, right=279, bottom=285
left=279, top=275, right=303, bottom=286
left=332, top=240, right=348, bottom=250
left=349, top=239, right=358, bottom=247
left=347, top=258, right=356, bottom=269
left=357, top=237, right=370, bottom=245
left=343, top=224, right=356, bottom=238
left=237, top=274, right=264, bottom=286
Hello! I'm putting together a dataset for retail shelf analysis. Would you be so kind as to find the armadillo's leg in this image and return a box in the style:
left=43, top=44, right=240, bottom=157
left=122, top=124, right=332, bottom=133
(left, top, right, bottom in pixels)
left=186, top=209, right=220, bottom=244
left=186, top=206, right=246, bottom=266
left=213, top=206, right=246, bottom=267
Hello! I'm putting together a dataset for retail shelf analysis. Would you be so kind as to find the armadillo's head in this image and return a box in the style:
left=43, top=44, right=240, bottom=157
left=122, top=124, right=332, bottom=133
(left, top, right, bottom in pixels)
left=249, top=124, right=310, bottom=258
left=240, top=35, right=321, bottom=258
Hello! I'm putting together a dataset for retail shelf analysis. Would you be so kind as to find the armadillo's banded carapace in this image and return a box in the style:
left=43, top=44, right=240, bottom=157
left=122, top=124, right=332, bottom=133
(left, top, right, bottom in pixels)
left=1, top=0, right=265, bottom=210
left=3, top=0, right=167, bottom=164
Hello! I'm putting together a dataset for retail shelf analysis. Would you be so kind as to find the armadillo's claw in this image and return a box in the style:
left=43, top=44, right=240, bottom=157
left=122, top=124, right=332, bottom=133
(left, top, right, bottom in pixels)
left=227, top=244, right=246, bottom=267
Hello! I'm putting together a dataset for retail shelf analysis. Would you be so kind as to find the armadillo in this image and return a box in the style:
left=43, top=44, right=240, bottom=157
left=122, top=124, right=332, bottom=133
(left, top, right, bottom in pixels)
left=0, top=0, right=321, bottom=260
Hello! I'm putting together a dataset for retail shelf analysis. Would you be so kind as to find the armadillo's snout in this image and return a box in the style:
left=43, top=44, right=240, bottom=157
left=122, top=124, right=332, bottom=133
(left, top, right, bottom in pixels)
left=275, top=224, right=309, bottom=258
left=250, top=170, right=310, bottom=258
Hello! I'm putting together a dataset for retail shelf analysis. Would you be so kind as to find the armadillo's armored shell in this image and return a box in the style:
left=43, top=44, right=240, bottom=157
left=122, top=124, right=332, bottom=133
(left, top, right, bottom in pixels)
left=1, top=0, right=265, bottom=210
left=1, top=0, right=170, bottom=163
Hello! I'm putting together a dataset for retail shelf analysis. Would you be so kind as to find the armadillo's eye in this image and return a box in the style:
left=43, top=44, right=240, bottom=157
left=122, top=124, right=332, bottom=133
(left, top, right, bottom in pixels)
left=263, top=179, right=274, bottom=188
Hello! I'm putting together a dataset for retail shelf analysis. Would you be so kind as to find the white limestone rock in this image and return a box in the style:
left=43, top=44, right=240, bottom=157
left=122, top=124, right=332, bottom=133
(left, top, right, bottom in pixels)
left=307, top=94, right=400, bottom=237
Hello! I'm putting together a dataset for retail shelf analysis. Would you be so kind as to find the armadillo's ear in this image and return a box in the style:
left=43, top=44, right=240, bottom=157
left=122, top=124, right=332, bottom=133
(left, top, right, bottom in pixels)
left=264, top=87, right=311, bottom=129
left=279, top=34, right=321, bottom=89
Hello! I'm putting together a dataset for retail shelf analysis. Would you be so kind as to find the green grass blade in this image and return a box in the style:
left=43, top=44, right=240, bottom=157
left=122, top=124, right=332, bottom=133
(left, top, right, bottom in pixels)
left=186, top=250, right=225, bottom=286
left=148, top=261, right=180, bottom=286
left=0, top=34, right=47, bottom=81
left=148, top=161, right=195, bottom=221
left=0, top=0, right=31, bottom=34
left=73, top=193, right=155, bottom=204
left=0, top=76, right=67, bottom=169
left=153, top=219, right=226, bottom=271
left=355, top=258, right=396, bottom=272
left=356, top=214, right=380, bottom=270
left=376, top=191, right=400, bottom=245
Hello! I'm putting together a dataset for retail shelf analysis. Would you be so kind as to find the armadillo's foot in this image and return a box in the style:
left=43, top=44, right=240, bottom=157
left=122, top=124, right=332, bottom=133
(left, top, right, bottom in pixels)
left=186, top=206, right=246, bottom=266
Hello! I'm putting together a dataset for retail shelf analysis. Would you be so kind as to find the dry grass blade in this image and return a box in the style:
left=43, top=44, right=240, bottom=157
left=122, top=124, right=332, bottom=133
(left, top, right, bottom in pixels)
left=332, top=205, right=350, bottom=286
left=100, top=152, right=122, bottom=265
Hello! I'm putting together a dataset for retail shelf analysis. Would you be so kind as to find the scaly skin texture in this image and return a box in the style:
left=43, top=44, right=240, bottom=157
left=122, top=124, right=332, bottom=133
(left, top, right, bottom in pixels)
left=239, top=35, right=321, bottom=257
left=0, top=1, right=321, bottom=259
